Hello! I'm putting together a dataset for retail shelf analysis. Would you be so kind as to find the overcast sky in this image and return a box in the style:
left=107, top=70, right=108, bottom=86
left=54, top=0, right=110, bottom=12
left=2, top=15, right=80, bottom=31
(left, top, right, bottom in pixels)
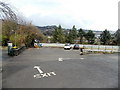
left=2, top=0, right=119, bottom=31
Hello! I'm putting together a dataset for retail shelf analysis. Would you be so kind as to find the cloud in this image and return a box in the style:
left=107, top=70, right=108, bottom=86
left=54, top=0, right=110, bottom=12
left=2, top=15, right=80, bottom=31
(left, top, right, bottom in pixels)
left=7, top=0, right=119, bottom=30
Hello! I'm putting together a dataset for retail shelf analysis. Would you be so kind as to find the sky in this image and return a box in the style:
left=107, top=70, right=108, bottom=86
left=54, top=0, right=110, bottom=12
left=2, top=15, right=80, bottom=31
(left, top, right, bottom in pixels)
left=1, top=0, right=120, bottom=31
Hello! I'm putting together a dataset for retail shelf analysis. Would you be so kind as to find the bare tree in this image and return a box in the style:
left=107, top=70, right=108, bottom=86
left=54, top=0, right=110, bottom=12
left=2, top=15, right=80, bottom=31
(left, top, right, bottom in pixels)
left=0, top=1, right=18, bottom=22
left=0, top=1, right=19, bottom=46
left=0, top=1, right=46, bottom=47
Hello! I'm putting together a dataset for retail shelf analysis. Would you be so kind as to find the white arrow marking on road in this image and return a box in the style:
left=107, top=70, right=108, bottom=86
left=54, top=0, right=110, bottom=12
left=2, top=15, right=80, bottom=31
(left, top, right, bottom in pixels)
left=34, top=66, right=43, bottom=74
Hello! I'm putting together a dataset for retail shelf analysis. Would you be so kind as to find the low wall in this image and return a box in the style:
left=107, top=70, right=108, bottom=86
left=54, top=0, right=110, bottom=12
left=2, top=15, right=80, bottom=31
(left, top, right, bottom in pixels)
left=37, top=43, right=120, bottom=53
left=41, top=43, right=64, bottom=48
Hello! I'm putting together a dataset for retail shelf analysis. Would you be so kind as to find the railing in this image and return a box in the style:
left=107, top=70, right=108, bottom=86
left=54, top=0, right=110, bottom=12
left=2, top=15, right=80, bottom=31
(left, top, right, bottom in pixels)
left=39, top=43, right=120, bottom=53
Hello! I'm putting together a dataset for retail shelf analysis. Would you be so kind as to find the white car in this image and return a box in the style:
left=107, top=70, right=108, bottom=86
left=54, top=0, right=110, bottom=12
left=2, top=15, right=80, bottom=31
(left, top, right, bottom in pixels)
left=64, top=44, right=71, bottom=50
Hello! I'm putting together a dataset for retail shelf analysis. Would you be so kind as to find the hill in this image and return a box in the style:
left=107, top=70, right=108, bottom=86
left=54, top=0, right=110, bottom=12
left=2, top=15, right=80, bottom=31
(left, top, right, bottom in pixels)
left=36, top=25, right=116, bottom=37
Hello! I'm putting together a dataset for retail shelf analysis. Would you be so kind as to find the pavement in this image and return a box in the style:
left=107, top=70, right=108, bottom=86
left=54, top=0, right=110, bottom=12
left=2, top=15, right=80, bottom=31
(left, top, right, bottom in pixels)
left=1, top=48, right=118, bottom=88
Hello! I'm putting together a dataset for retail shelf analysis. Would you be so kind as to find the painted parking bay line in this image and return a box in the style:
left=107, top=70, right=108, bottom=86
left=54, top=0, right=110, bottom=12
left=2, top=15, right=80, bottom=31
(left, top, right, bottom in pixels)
left=58, top=58, right=72, bottom=61
left=58, top=58, right=85, bottom=61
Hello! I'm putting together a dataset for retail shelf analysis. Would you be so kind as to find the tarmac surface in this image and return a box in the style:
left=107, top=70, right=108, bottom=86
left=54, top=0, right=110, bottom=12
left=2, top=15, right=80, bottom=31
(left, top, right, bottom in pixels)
left=2, top=48, right=118, bottom=88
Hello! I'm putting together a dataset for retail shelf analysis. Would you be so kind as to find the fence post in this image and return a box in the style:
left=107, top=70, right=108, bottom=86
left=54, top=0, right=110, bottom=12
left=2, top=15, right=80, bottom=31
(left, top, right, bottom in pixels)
left=98, top=45, right=99, bottom=53
left=91, top=45, right=92, bottom=52
left=104, top=45, right=106, bottom=53
left=111, top=46, right=113, bottom=53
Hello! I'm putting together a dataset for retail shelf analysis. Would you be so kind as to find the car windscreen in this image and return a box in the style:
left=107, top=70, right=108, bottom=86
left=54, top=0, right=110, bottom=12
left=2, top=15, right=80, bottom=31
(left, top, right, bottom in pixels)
left=65, top=44, right=70, bottom=46
left=75, top=44, right=79, bottom=47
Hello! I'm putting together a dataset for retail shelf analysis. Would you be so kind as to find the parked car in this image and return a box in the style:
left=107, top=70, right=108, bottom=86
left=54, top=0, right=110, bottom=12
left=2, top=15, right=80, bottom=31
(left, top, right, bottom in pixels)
left=64, top=44, right=71, bottom=50
left=73, top=44, right=79, bottom=49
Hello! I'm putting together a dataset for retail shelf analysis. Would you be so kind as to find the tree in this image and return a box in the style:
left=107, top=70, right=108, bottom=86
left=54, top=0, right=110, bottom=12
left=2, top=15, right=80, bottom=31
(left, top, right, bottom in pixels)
left=52, top=25, right=65, bottom=43
left=66, top=25, right=77, bottom=44
left=0, top=1, right=18, bottom=22
left=85, top=30, right=95, bottom=44
left=0, top=1, right=18, bottom=46
left=67, top=30, right=74, bottom=43
left=115, top=29, right=120, bottom=45
left=1, top=1, right=46, bottom=47
left=71, top=25, right=77, bottom=40
left=65, top=32, right=69, bottom=43
left=100, top=29, right=111, bottom=45
left=21, top=23, right=45, bottom=47
left=57, top=25, right=65, bottom=43
left=52, top=27, right=59, bottom=42
left=78, top=28, right=85, bottom=44
left=2, top=20, right=17, bottom=39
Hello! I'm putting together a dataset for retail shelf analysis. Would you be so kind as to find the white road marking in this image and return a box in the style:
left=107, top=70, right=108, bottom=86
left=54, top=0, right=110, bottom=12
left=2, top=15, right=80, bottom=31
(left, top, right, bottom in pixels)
left=41, top=73, right=48, bottom=77
left=58, top=58, right=63, bottom=61
left=34, top=72, right=56, bottom=79
left=50, top=72, right=56, bottom=75
left=58, top=58, right=86, bottom=61
left=47, top=73, right=52, bottom=76
left=33, top=75, right=36, bottom=78
left=80, top=58, right=84, bottom=59
left=34, top=66, right=43, bottom=74
left=33, top=74, right=42, bottom=78
left=34, top=66, right=56, bottom=79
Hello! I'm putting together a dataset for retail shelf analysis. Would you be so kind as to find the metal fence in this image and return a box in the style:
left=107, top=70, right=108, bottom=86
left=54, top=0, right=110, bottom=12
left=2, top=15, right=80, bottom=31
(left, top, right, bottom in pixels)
left=81, top=45, right=119, bottom=53
left=38, top=43, right=120, bottom=53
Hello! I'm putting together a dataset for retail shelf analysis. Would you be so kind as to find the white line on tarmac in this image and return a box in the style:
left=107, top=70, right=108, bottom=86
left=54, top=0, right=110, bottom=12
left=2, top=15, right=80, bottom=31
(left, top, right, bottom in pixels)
left=80, top=58, right=84, bottom=59
left=58, top=58, right=63, bottom=61
left=34, top=66, right=44, bottom=74
left=58, top=58, right=85, bottom=61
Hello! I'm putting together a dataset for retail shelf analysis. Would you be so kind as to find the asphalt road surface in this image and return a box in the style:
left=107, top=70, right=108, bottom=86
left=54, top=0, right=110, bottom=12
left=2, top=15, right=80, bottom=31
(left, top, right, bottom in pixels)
left=2, top=48, right=118, bottom=88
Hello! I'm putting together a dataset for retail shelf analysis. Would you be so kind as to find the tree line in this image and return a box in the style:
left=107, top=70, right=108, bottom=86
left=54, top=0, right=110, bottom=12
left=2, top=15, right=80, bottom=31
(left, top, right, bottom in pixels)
left=0, top=1, right=47, bottom=47
left=2, top=20, right=47, bottom=47
left=1, top=1, right=120, bottom=47
left=51, top=25, right=120, bottom=45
